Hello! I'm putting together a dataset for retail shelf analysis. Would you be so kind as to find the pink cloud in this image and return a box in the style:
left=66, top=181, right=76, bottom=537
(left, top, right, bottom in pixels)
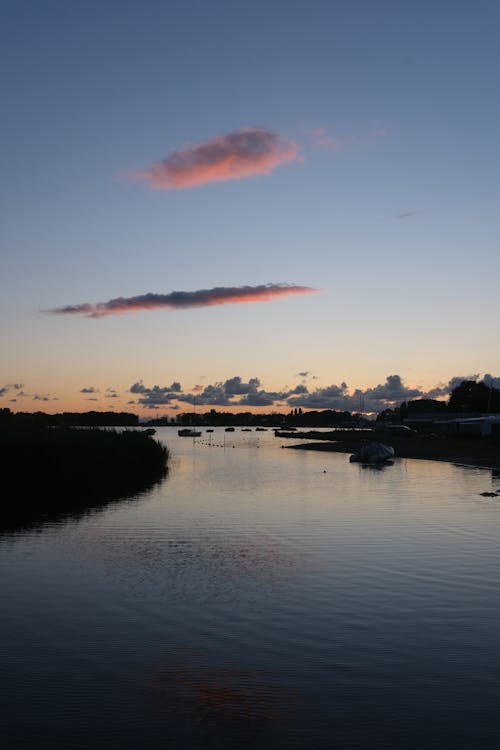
left=47, top=284, right=320, bottom=318
left=131, top=128, right=301, bottom=190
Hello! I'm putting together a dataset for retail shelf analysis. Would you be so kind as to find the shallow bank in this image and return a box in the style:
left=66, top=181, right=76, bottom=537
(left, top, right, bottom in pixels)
left=283, top=433, right=500, bottom=471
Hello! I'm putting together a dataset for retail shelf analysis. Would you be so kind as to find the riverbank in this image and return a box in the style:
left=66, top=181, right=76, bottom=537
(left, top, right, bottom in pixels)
left=280, top=430, right=500, bottom=471
left=0, top=426, right=168, bottom=529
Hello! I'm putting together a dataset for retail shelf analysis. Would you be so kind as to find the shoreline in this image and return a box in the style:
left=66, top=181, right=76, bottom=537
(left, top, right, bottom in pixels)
left=280, top=432, right=500, bottom=472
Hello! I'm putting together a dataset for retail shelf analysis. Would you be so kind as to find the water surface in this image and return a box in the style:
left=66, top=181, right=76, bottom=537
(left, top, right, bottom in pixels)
left=1, top=428, right=500, bottom=748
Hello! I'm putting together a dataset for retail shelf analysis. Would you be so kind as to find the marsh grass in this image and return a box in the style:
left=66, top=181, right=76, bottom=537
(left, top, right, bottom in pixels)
left=0, top=424, right=168, bottom=526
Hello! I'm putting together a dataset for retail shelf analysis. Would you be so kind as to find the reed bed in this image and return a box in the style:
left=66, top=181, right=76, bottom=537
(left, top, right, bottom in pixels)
left=0, top=424, right=168, bottom=526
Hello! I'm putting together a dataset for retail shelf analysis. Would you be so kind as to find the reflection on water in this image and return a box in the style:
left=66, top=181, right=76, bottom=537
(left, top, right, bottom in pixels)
left=149, top=649, right=299, bottom=729
left=1, top=428, right=500, bottom=749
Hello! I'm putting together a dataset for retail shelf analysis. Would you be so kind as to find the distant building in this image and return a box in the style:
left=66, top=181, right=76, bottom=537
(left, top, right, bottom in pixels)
left=434, top=415, right=500, bottom=437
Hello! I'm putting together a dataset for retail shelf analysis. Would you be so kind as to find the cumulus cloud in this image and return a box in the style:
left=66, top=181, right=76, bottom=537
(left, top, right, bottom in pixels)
left=285, top=376, right=431, bottom=412
left=132, top=127, right=301, bottom=190
left=363, top=374, right=421, bottom=402
left=287, top=382, right=351, bottom=410
left=484, top=374, right=500, bottom=389
left=423, top=374, right=479, bottom=399
left=130, top=380, right=182, bottom=409
left=181, top=384, right=231, bottom=407
left=47, top=284, right=319, bottom=318
left=223, top=376, right=261, bottom=396
left=126, top=373, right=500, bottom=413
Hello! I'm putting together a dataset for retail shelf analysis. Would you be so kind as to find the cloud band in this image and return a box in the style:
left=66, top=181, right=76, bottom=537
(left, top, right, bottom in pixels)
left=48, top=284, right=320, bottom=318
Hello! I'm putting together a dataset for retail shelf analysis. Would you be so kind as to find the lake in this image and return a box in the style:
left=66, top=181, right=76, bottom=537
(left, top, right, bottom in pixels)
left=1, top=428, right=500, bottom=749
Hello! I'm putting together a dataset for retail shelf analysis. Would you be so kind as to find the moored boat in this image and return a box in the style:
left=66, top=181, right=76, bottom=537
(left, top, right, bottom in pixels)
left=349, top=442, right=394, bottom=464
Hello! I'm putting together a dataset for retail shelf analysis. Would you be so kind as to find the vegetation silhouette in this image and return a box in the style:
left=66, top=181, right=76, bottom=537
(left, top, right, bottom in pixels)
left=0, top=413, right=168, bottom=531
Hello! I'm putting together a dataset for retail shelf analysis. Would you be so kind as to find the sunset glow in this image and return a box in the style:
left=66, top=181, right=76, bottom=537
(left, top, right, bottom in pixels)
left=47, top=284, right=320, bottom=318
left=1, top=2, right=498, bottom=418
left=134, top=128, right=301, bottom=190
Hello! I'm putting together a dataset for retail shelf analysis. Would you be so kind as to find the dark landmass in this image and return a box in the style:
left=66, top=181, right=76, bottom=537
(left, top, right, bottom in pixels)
left=0, top=422, right=168, bottom=531
left=280, top=430, right=500, bottom=470
left=1, top=409, right=139, bottom=426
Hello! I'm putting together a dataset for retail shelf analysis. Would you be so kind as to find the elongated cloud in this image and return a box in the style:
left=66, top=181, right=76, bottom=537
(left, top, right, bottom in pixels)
left=133, top=127, right=301, bottom=190
left=48, top=284, right=320, bottom=318
left=395, top=211, right=417, bottom=219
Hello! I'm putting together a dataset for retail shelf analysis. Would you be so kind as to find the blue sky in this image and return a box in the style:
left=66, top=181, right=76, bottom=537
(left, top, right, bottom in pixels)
left=1, top=0, right=499, bottom=415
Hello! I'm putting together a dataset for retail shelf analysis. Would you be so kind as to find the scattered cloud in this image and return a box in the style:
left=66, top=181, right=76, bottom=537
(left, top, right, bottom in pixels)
left=395, top=211, right=417, bottom=219
left=5, top=374, right=498, bottom=415
left=309, top=128, right=354, bottom=150
left=0, top=383, right=24, bottom=398
left=130, top=380, right=182, bottom=409
left=47, top=284, right=320, bottom=318
left=129, top=372, right=500, bottom=414
left=131, top=127, right=301, bottom=191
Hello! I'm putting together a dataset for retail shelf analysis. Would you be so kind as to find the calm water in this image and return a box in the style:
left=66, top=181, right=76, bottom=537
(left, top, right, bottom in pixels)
left=2, top=428, right=500, bottom=749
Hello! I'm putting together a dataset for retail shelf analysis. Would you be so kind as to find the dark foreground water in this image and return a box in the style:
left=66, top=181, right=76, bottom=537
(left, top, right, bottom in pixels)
left=1, top=428, right=500, bottom=749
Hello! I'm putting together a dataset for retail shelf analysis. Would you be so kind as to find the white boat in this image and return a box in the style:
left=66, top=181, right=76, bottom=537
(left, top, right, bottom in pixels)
left=349, top=442, right=395, bottom=464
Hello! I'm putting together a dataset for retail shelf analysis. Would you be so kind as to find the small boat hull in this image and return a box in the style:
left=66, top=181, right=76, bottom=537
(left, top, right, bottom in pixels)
left=350, top=442, right=395, bottom=464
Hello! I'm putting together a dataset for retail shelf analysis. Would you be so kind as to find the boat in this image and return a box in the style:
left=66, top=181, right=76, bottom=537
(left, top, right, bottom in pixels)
left=256, top=427, right=267, bottom=432
left=225, top=427, right=235, bottom=432
left=241, top=428, right=252, bottom=431
left=349, top=442, right=394, bottom=464
left=143, top=428, right=156, bottom=436
left=178, top=395, right=201, bottom=437
left=206, top=428, right=214, bottom=433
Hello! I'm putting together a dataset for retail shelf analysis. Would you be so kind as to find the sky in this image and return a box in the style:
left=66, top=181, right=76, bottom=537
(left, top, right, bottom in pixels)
left=1, top=0, right=499, bottom=417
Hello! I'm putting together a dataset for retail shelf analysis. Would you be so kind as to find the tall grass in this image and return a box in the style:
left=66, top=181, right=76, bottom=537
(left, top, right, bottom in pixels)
left=0, top=424, right=168, bottom=525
